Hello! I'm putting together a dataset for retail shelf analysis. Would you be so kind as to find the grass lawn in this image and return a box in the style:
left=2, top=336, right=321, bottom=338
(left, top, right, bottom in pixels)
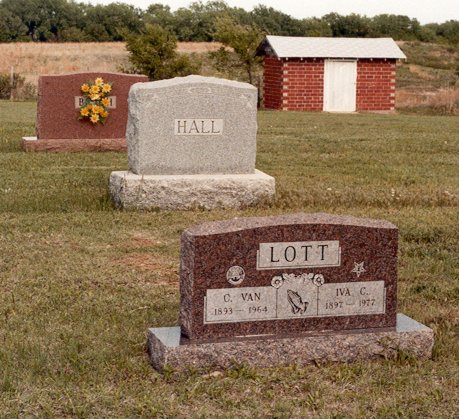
left=0, top=100, right=458, bottom=417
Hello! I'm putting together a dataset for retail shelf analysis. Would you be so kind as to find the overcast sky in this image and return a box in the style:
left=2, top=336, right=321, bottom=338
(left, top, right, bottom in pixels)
left=87, top=0, right=458, bottom=24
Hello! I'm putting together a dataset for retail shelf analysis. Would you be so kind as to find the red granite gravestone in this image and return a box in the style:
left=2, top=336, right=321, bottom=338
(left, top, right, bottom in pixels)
left=22, top=72, right=148, bottom=152
left=147, top=213, right=434, bottom=372
left=180, top=213, right=398, bottom=341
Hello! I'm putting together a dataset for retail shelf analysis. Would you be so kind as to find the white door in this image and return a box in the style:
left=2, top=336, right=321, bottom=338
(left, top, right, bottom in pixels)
left=323, top=60, right=357, bottom=112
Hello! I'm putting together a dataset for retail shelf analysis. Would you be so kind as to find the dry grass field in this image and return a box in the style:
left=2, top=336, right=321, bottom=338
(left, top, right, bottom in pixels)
left=0, top=42, right=221, bottom=85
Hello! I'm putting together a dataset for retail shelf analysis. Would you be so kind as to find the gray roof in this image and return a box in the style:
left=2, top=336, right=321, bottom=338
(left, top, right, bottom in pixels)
left=258, top=36, right=406, bottom=59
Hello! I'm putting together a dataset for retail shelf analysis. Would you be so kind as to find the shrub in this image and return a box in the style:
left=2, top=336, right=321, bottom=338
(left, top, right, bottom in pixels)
left=213, top=17, right=264, bottom=85
left=125, top=24, right=199, bottom=80
left=0, top=72, right=36, bottom=100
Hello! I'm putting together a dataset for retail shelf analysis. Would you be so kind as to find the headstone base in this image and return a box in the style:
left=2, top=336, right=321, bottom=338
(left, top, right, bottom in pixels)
left=22, top=136, right=127, bottom=152
left=147, top=314, right=433, bottom=373
left=109, top=170, right=275, bottom=210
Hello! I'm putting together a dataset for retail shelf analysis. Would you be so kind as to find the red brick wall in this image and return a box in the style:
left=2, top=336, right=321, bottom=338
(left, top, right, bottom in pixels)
left=281, top=59, right=324, bottom=111
left=356, top=59, right=396, bottom=111
left=263, top=57, right=396, bottom=112
left=263, top=56, right=283, bottom=109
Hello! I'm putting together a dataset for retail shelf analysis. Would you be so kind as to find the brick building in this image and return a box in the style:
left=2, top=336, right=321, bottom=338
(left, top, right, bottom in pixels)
left=257, top=36, right=406, bottom=112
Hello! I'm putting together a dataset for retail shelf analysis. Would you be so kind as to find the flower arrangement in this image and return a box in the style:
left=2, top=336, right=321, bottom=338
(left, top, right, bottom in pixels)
left=79, top=77, right=113, bottom=125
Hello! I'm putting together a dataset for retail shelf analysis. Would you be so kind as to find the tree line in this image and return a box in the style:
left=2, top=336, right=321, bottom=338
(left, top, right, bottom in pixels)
left=0, top=0, right=458, bottom=45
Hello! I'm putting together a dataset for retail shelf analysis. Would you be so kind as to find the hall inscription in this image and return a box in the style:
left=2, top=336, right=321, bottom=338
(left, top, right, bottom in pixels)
left=174, top=119, right=223, bottom=135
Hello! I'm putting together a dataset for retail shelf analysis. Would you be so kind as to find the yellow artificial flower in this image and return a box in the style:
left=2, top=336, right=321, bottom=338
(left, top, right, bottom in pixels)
left=90, top=113, right=100, bottom=124
left=80, top=107, right=90, bottom=117
left=78, top=79, right=113, bottom=124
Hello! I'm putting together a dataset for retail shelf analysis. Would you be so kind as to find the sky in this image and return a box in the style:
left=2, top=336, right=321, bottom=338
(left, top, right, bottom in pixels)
left=87, top=0, right=458, bottom=24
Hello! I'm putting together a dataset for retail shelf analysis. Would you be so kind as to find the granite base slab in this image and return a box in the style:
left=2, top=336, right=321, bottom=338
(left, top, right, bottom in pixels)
left=109, top=170, right=275, bottom=210
left=147, top=314, right=433, bottom=373
left=22, top=136, right=127, bottom=152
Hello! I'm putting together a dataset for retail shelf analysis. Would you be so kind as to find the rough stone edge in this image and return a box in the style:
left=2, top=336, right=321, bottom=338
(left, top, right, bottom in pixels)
left=183, top=212, right=398, bottom=236
left=147, top=314, right=434, bottom=373
left=22, top=136, right=127, bottom=152
left=109, top=170, right=275, bottom=210
left=130, top=75, right=257, bottom=94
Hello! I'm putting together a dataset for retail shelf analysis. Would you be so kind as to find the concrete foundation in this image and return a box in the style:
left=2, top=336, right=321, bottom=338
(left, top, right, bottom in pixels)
left=147, top=314, right=434, bottom=373
left=22, top=136, right=127, bottom=152
left=109, top=169, right=275, bottom=210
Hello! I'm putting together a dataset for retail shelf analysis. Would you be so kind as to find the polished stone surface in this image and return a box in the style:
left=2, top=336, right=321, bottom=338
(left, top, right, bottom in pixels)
left=180, top=213, right=398, bottom=341
left=25, top=72, right=147, bottom=152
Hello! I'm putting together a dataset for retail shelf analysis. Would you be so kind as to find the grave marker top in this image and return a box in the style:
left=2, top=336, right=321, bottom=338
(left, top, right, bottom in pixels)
left=126, top=75, right=258, bottom=175
left=180, top=213, right=398, bottom=341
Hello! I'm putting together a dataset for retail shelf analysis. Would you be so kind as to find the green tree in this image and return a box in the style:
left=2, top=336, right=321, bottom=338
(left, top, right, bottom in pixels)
left=0, top=7, right=28, bottom=41
left=324, top=13, right=371, bottom=37
left=125, top=24, right=199, bottom=80
left=369, top=14, right=426, bottom=40
left=250, top=5, right=305, bottom=36
left=144, top=3, right=176, bottom=33
left=435, top=20, right=459, bottom=45
left=1, top=0, right=78, bottom=41
left=371, top=14, right=406, bottom=38
left=302, top=18, right=332, bottom=37
left=213, top=16, right=264, bottom=85
left=84, top=3, right=143, bottom=42
left=173, top=1, right=230, bottom=41
left=59, top=26, right=87, bottom=42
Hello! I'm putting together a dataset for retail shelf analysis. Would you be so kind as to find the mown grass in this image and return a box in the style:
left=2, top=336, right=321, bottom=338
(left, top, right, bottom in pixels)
left=0, top=101, right=458, bottom=417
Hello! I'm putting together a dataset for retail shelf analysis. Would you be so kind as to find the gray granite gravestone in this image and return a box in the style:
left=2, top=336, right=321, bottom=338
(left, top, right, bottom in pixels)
left=148, top=213, right=434, bottom=373
left=109, top=75, right=275, bottom=210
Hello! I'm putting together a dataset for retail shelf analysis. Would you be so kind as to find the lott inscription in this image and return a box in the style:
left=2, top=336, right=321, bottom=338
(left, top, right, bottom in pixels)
left=204, top=275, right=385, bottom=324
left=174, top=119, right=223, bottom=136
left=257, top=240, right=341, bottom=270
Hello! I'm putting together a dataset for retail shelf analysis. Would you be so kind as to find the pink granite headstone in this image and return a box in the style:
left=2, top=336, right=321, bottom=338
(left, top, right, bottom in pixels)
left=147, top=212, right=433, bottom=372
left=180, top=213, right=398, bottom=341
left=22, top=72, right=148, bottom=152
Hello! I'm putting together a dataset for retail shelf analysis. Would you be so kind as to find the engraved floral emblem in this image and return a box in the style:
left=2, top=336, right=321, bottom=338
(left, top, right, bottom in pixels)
left=351, top=262, right=366, bottom=278
left=312, top=274, right=324, bottom=287
left=282, top=273, right=312, bottom=283
left=272, top=273, right=325, bottom=288
left=226, top=266, right=245, bottom=285
left=271, top=275, right=284, bottom=289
